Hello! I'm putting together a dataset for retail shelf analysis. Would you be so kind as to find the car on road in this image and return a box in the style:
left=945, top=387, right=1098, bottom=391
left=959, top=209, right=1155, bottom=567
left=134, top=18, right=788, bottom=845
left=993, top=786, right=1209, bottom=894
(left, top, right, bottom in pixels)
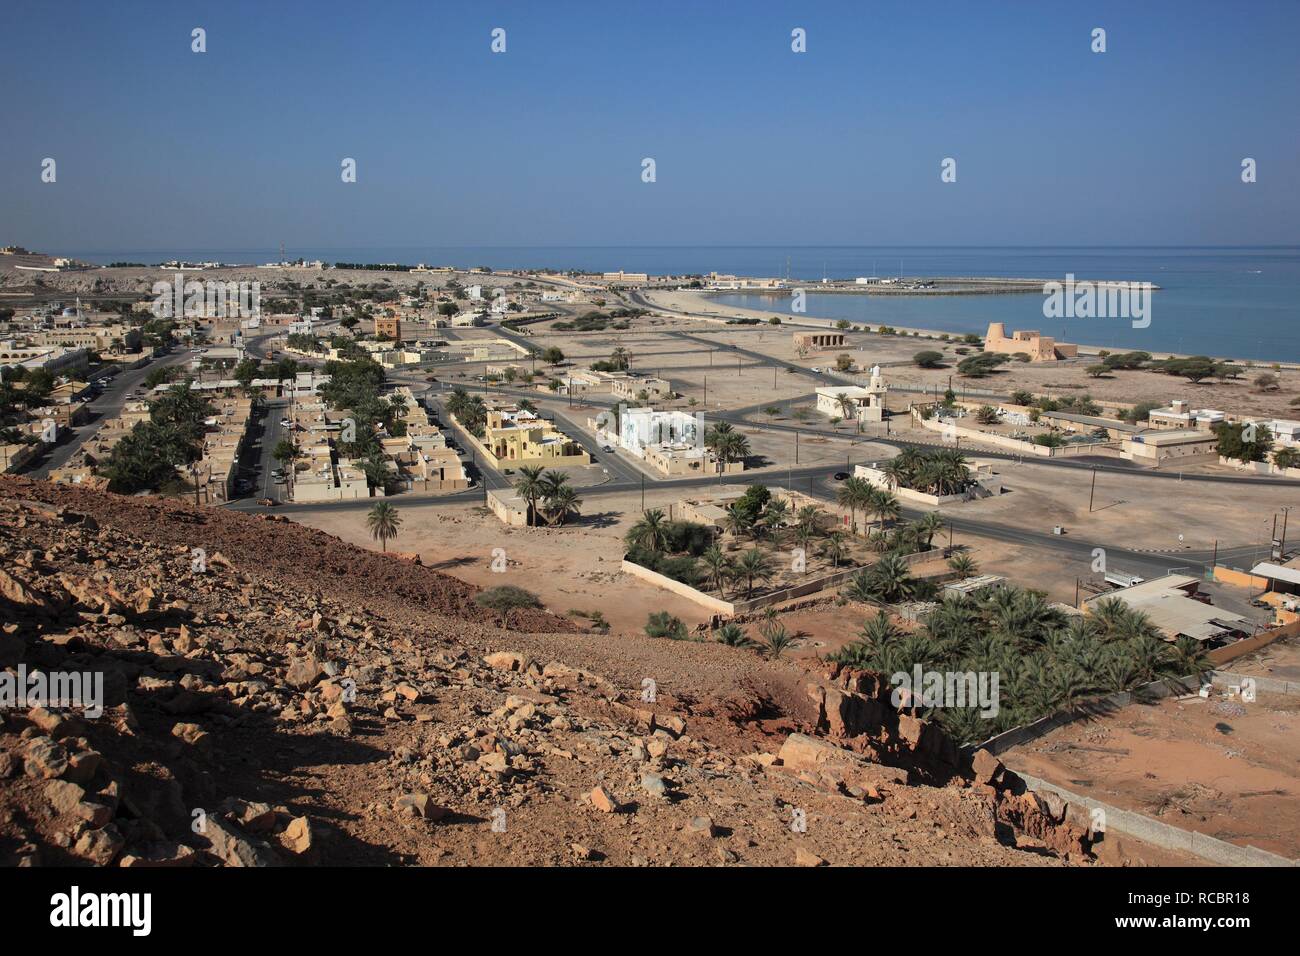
left=278, top=418, right=292, bottom=428
left=234, top=479, right=253, bottom=493
left=832, top=471, right=850, bottom=481
left=811, top=366, right=822, bottom=373
left=602, top=445, right=615, bottom=453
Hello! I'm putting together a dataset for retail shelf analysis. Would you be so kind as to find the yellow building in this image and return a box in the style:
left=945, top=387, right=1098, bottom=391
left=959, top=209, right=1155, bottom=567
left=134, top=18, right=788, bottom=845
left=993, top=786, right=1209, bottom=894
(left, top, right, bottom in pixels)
left=482, top=405, right=590, bottom=467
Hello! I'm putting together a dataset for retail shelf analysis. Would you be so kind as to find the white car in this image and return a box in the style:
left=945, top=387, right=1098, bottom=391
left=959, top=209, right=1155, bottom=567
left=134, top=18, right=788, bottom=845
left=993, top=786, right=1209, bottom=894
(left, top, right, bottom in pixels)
left=810, top=366, right=822, bottom=373
left=278, top=418, right=292, bottom=428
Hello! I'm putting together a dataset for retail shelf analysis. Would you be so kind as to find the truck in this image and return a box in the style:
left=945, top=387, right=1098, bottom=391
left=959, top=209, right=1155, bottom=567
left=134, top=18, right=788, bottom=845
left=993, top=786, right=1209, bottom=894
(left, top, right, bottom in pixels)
left=1104, top=570, right=1146, bottom=589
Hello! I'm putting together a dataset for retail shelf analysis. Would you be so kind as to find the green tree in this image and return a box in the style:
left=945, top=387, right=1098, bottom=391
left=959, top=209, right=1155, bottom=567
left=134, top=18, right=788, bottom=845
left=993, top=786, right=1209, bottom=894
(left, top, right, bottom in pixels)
left=366, top=501, right=401, bottom=552
left=475, top=585, right=543, bottom=627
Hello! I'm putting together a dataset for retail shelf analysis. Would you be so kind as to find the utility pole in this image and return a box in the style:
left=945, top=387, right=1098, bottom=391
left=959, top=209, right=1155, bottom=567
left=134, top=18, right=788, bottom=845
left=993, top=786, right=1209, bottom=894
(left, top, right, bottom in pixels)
left=1074, top=578, right=1081, bottom=609
left=641, top=473, right=645, bottom=512
left=795, top=429, right=799, bottom=464
left=703, top=375, right=707, bottom=406
left=1088, top=467, right=1097, bottom=512
left=1282, top=507, right=1291, bottom=554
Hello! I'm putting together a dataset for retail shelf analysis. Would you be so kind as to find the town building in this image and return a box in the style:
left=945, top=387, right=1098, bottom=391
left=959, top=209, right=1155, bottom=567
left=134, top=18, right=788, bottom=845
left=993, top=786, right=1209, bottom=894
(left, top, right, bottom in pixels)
left=793, top=331, right=846, bottom=351
left=1082, top=574, right=1254, bottom=647
left=477, top=403, right=590, bottom=468
left=815, top=366, right=888, bottom=423
left=1147, top=400, right=1225, bottom=431
left=983, top=322, right=1078, bottom=362
left=374, top=315, right=402, bottom=342
left=1120, top=428, right=1219, bottom=468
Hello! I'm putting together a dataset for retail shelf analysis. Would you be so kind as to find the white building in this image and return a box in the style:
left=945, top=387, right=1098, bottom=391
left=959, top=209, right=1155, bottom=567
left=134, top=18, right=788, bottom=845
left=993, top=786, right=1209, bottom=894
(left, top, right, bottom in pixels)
left=815, top=365, right=887, bottom=423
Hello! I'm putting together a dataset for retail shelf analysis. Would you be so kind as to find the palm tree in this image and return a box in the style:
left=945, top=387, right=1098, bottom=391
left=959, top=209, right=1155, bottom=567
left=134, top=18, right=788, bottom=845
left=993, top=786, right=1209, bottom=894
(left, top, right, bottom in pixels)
left=835, top=393, right=857, bottom=430
left=721, top=503, right=754, bottom=541
left=734, top=547, right=774, bottom=598
left=870, top=553, right=915, bottom=603
left=866, top=487, right=900, bottom=532
left=764, top=498, right=790, bottom=541
left=916, top=512, right=945, bottom=549
left=880, top=457, right=909, bottom=491
left=699, top=545, right=733, bottom=596
left=360, top=453, right=390, bottom=497
left=714, top=622, right=756, bottom=648
left=1170, top=635, right=1212, bottom=681
left=836, top=476, right=872, bottom=534
left=760, top=622, right=797, bottom=659
left=367, top=501, right=401, bottom=552
left=513, top=465, right=546, bottom=526
left=947, top=552, right=978, bottom=576
left=795, top=504, right=824, bottom=535
left=822, top=531, right=849, bottom=568
left=625, top=508, right=670, bottom=552
left=544, top=484, right=582, bottom=525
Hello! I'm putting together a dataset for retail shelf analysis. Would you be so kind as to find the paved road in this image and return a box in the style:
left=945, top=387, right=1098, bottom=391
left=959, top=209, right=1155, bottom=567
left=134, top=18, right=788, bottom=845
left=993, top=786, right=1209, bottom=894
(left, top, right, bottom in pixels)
left=23, top=349, right=193, bottom=478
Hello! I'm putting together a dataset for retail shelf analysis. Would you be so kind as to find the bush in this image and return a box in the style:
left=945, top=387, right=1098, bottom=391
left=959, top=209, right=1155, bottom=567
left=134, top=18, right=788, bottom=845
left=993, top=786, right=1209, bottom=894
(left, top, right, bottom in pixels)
left=913, top=350, right=944, bottom=369
left=645, top=611, right=688, bottom=640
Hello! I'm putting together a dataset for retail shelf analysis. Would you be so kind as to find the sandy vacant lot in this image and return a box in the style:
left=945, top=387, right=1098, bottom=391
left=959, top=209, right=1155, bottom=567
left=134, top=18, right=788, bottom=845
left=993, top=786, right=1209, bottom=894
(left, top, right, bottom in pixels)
left=1006, top=690, right=1300, bottom=859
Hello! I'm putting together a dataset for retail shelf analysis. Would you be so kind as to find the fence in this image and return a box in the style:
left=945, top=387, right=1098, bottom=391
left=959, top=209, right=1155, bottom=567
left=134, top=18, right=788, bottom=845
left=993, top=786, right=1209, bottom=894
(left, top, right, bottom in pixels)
left=1008, top=771, right=1295, bottom=866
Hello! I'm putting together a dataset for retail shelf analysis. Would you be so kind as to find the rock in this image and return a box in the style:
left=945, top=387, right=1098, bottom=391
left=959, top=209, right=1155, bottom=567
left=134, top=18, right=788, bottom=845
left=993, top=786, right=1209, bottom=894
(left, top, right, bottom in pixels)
left=171, top=722, right=211, bottom=749
left=119, top=842, right=198, bottom=867
left=64, top=750, right=103, bottom=786
left=1036, top=789, right=1069, bottom=825
left=75, top=800, right=114, bottom=828
left=484, top=651, right=527, bottom=672
left=658, top=715, right=687, bottom=737
left=204, top=817, right=279, bottom=867
left=22, top=736, right=68, bottom=779
left=589, top=786, right=619, bottom=813
left=477, top=752, right=509, bottom=775
left=647, top=738, right=669, bottom=760
left=394, top=793, right=448, bottom=821
left=640, top=773, right=669, bottom=799
left=285, top=655, right=326, bottom=690
left=281, top=816, right=314, bottom=855
left=44, top=779, right=86, bottom=815
left=27, top=706, right=80, bottom=738
left=794, top=847, right=827, bottom=867
left=73, top=825, right=124, bottom=865
left=687, top=816, right=717, bottom=838
left=570, top=842, right=598, bottom=861
left=0, top=751, right=15, bottom=779
left=970, top=748, right=1003, bottom=786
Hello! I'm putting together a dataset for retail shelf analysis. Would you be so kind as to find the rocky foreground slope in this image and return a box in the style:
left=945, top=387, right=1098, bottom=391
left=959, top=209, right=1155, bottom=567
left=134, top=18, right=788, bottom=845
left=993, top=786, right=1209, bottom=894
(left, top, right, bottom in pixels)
left=0, top=476, right=1094, bottom=867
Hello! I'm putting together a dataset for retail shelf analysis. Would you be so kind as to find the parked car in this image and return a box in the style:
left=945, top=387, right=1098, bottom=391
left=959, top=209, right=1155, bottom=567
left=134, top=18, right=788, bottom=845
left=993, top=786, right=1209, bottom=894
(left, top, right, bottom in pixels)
left=278, top=418, right=292, bottom=428
left=602, top=445, right=615, bottom=453
left=833, top=471, right=850, bottom=481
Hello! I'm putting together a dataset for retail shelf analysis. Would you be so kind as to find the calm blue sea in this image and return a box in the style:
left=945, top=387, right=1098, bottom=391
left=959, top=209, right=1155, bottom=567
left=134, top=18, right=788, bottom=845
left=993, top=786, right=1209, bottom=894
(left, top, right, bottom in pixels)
left=65, top=245, right=1300, bottom=362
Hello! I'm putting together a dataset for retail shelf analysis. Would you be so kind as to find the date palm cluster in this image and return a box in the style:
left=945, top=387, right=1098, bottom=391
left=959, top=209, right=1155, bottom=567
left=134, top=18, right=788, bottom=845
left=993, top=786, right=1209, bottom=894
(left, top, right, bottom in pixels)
left=832, top=588, right=1211, bottom=746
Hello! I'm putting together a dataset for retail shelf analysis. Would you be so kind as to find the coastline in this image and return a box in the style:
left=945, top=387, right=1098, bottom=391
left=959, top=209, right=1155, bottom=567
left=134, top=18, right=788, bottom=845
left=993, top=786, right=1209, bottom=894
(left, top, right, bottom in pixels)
left=641, top=288, right=1300, bottom=371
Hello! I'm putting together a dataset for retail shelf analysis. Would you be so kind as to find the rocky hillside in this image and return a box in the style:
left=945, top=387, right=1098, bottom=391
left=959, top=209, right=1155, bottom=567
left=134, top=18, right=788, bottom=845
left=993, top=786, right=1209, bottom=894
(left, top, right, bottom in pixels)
left=0, top=476, right=1095, bottom=867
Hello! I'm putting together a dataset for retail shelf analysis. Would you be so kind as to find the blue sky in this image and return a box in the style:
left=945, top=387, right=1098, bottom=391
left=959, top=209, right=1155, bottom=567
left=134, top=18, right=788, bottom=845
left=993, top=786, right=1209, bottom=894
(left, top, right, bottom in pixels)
left=2, top=0, right=1297, bottom=251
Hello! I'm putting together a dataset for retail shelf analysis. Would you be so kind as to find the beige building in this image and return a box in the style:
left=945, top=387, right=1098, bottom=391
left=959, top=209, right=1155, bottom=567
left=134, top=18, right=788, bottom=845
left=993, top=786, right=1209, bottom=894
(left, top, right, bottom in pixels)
left=374, top=315, right=402, bottom=342
left=1121, top=428, right=1219, bottom=468
left=984, top=322, right=1078, bottom=362
left=607, top=372, right=672, bottom=402
left=794, top=331, right=845, bottom=351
